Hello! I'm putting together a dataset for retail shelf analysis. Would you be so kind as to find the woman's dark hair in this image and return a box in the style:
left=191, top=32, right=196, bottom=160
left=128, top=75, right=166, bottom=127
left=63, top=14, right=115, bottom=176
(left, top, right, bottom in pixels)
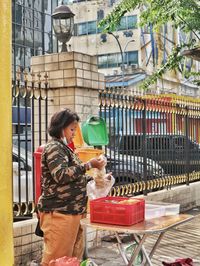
left=48, top=108, right=80, bottom=138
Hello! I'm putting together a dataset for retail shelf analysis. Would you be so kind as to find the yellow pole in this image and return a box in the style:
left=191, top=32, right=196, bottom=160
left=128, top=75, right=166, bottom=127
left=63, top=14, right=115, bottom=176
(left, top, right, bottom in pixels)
left=0, top=1, right=14, bottom=265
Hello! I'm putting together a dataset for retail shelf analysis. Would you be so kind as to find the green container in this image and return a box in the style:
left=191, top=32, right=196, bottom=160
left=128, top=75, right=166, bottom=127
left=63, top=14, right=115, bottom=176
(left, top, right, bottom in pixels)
left=81, top=116, right=108, bottom=146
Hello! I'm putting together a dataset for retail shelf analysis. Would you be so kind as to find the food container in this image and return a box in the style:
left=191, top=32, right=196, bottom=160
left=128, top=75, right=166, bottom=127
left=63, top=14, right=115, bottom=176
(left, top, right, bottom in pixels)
left=90, top=196, right=145, bottom=226
left=146, top=201, right=180, bottom=217
left=145, top=204, right=166, bottom=220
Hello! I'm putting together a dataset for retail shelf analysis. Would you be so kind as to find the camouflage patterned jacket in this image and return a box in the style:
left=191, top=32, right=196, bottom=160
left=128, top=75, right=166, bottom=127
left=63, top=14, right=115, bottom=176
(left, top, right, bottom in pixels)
left=37, top=138, right=91, bottom=214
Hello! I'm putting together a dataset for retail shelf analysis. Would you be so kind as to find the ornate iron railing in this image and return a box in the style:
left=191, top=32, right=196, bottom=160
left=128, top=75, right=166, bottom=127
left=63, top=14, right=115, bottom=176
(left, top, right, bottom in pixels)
left=99, top=87, right=200, bottom=196
left=12, top=68, right=48, bottom=219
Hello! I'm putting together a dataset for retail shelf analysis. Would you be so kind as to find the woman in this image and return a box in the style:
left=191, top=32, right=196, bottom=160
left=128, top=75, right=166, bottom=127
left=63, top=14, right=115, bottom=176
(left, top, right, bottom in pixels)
left=38, top=108, right=107, bottom=265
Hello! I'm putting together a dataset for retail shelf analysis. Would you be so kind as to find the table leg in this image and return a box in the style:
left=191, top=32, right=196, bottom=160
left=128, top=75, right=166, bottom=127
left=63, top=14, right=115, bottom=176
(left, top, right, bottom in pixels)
left=128, top=234, right=148, bottom=266
left=83, top=226, right=88, bottom=260
left=143, top=232, right=165, bottom=266
left=133, top=234, right=153, bottom=266
left=114, top=232, right=129, bottom=265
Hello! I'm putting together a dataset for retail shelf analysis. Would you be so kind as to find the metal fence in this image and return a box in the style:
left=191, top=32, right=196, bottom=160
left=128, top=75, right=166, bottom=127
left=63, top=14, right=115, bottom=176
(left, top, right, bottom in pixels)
left=99, top=87, right=200, bottom=196
left=12, top=69, right=48, bottom=219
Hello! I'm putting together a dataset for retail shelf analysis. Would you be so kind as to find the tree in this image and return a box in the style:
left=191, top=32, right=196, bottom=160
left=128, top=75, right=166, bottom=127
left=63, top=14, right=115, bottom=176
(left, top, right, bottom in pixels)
left=99, top=0, right=200, bottom=90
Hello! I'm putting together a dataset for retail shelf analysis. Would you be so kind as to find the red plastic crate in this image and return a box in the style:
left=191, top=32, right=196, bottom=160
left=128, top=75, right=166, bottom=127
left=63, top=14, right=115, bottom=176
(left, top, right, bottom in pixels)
left=90, top=196, right=145, bottom=226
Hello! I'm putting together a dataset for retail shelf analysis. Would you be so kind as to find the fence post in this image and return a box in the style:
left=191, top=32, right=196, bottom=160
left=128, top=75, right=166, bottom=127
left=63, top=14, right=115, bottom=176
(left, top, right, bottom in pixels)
left=0, top=1, right=14, bottom=265
left=142, top=99, right=148, bottom=195
left=185, top=106, right=190, bottom=185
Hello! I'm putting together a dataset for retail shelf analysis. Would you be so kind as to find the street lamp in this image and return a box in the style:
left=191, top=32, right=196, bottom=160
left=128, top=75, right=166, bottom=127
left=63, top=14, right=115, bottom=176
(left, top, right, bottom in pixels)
left=52, top=3, right=75, bottom=52
left=108, top=32, right=135, bottom=87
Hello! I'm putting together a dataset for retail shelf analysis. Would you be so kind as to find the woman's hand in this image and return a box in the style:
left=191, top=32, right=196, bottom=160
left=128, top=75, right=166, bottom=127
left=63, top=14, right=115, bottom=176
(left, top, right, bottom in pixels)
left=89, top=157, right=106, bottom=169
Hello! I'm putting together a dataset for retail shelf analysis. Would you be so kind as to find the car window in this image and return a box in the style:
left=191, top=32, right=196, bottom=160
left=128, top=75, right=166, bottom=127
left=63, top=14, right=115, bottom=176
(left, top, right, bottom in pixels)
left=173, top=137, right=185, bottom=149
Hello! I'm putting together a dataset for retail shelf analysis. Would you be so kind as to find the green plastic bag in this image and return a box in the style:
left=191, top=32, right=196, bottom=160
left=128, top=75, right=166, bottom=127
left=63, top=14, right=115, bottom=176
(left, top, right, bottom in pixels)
left=125, top=242, right=144, bottom=265
left=80, top=259, right=98, bottom=266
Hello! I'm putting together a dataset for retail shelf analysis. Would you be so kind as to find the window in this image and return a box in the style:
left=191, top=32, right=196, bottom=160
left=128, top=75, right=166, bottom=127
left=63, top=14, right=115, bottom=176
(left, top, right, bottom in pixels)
left=127, top=16, right=137, bottom=29
left=127, top=51, right=138, bottom=65
left=77, top=23, right=87, bottom=35
left=76, top=21, right=97, bottom=36
left=98, top=55, right=108, bottom=68
left=107, top=54, right=118, bottom=68
left=97, top=10, right=104, bottom=21
left=98, top=51, right=138, bottom=69
left=118, top=17, right=126, bottom=31
left=117, top=16, right=137, bottom=31
left=88, top=21, right=97, bottom=35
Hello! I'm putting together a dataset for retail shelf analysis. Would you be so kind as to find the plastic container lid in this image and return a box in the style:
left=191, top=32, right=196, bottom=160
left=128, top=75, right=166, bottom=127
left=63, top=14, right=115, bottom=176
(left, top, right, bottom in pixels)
left=81, top=116, right=108, bottom=146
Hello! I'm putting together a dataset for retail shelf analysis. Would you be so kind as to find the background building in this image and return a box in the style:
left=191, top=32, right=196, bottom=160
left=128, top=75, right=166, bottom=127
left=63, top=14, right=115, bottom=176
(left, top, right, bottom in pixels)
left=12, top=0, right=59, bottom=136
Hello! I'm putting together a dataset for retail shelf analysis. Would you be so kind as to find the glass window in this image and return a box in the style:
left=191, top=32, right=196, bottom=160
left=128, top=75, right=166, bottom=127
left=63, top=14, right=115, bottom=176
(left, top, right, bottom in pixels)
left=118, top=17, right=126, bottom=30
left=97, top=10, right=104, bottom=21
left=25, top=28, right=34, bottom=46
left=117, top=53, right=122, bottom=66
left=107, top=53, right=118, bottom=68
left=127, top=51, right=138, bottom=65
left=15, top=46, right=25, bottom=68
left=77, top=23, right=87, bottom=35
left=15, top=4, right=23, bottom=25
left=88, top=21, right=96, bottom=35
left=44, top=14, right=52, bottom=33
left=98, top=55, right=108, bottom=69
left=34, top=11, right=42, bottom=30
left=15, top=24, right=24, bottom=45
left=25, top=8, right=34, bottom=29
left=127, top=16, right=137, bottom=29
left=24, top=47, right=32, bottom=68
left=24, top=0, right=34, bottom=8
left=44, top=0, right=51, bottom=14
left=34, top=30, right=43, bottom=49
left=44, top=33, right=52, bottom=53
left=16, top=0, right=23, bottom=4
left=52, top=0, right=58, bottom=12
left=33, top=0, right=42, bottom=12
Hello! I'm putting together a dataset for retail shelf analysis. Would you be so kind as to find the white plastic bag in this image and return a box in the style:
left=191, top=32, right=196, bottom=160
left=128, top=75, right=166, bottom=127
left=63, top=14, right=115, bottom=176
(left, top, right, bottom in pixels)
left=87, top=175, right=115, bottom=200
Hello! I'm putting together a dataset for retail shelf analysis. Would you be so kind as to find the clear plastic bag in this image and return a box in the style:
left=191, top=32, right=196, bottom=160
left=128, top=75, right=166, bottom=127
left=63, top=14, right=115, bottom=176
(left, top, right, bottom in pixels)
left=87, top=175, right=115, bottom=200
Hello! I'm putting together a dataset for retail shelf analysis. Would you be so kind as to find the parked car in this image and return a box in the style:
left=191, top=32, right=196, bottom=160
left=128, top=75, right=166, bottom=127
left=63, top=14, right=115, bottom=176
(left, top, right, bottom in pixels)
left=113, top=134, right=200, bottom=175
left=12, top=145, right=33, bottom=202
left=106, top=148, right=165, bottom=186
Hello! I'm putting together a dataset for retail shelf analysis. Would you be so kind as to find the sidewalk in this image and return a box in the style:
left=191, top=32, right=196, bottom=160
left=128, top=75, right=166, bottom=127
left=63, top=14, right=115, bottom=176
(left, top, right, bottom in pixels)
left=87, top=210, right=200, bottom=266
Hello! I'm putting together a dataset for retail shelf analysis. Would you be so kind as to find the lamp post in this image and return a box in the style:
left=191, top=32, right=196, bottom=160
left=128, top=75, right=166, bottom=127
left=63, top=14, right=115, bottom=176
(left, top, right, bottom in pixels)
left=52, top=3, right=75, bottom=52
left=108, top=32, right=135, bottom=87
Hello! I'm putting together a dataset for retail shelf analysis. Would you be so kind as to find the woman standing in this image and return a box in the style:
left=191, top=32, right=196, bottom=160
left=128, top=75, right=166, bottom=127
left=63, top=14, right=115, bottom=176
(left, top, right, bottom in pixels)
left=38, top=109, right=106, bottom=265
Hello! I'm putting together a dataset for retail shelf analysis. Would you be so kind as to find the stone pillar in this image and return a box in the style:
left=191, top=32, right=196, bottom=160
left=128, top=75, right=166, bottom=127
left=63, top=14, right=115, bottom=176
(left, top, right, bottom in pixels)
left=31, top=52, right=104, bottom=145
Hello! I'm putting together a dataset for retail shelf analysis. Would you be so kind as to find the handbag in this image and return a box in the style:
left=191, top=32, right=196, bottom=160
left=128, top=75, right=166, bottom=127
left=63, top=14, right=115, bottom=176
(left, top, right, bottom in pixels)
left=35, top=219, right=43, bottom=237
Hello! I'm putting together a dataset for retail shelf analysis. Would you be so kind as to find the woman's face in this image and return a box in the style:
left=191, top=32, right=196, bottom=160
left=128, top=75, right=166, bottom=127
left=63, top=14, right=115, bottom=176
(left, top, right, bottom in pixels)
left=63, top=121, right=78, bottom=144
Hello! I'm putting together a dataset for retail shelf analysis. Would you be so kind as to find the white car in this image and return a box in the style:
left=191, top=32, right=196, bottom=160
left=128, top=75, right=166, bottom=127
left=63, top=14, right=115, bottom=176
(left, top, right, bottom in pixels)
left=12, top=146, right=33, bottom=203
